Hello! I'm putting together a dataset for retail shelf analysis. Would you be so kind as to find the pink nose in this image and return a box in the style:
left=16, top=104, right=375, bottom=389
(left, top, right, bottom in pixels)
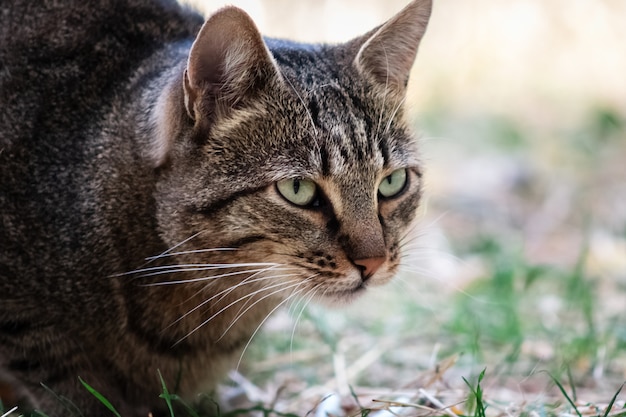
left=354, top=256, right=385, bottom=280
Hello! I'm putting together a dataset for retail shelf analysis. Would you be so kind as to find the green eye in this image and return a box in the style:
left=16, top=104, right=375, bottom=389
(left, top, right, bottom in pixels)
left=378, top=168, right=408, bottom=198
left=276, top=178, right=318, bottom=206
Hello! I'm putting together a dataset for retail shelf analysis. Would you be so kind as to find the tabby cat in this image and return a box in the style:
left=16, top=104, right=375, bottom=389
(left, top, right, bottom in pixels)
left=0, top=0, right=432, bottom=415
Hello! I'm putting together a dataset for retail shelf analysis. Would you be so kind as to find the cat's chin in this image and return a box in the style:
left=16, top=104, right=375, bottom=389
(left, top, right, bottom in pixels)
left=315, top=284, right=368, bottom=307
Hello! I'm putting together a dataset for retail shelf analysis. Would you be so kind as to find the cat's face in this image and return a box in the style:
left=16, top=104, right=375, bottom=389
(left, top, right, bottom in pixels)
left=153, top=1, right=430, bottom=307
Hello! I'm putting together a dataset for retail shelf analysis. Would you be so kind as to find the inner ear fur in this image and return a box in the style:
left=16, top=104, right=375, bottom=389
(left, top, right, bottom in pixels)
left=151, top=6, right=283, bottom=167
left=183, top=6, right=283, bottom=124
left=353, top=0, right=432, bottom=97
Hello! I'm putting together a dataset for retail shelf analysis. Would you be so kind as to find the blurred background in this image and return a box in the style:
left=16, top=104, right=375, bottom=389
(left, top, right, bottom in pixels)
left=189, top=0, right=626, bottom=414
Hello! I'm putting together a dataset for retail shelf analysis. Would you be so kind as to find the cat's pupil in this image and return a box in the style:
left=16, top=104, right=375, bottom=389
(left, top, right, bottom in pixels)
left=293, top=179, right=301, bottom=194
left=386, top=175, right=393, bottom=184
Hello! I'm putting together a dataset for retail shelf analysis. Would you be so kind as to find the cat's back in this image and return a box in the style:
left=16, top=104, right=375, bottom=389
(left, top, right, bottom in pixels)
left=0, top=0, right=202, bottom=290
left=0, top=0, right=202, bottom=150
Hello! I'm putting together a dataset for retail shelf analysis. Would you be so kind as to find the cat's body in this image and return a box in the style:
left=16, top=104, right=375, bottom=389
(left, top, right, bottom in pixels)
left=0, top=0, right=431, bottom=415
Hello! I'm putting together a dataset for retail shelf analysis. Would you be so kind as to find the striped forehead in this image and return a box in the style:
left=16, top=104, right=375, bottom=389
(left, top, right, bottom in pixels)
left=324, top=123, right=384, bottom=176
left=270, top=46, right=417, bottom=179
left=304, top=90, right=414, bottom=180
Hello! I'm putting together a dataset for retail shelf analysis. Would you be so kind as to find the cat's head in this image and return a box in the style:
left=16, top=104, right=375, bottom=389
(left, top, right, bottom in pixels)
left=152, top=0, right=432, bottom=306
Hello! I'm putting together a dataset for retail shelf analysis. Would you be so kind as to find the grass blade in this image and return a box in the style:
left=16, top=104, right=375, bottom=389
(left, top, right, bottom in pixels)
left=566, top=366, right=577, bottom=402
left=462, top=368, right=487, bottom=417
left=157, top=371, right=203, bottom=417
left=545, top=372, right=582, bottom=417
left=350, top=385, right=371, bottom=417
left=157, top=370, right=176, bottom=417
left=78, top=377, right=121, bottom=417
left=41, top=382, right=83, bottom=417
left=602, top=382, right=624, bottom=417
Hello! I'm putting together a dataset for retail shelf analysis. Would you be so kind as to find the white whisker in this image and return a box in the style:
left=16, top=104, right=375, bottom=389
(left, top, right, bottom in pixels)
left=234, top=278, right=315, bottom=370
left=175, top=278, right=304, bottom=345
left=140, top=267, right=295, bottom=286
left=164, top=270, right=300, bottom=332
left=282, top=72, right=318, bottom=136
left=398, top=218, right=427, bottom=245
left=145, top=247, right=237, bottom=261
left=286, top=283, right=312, bottom=317
left=111, top=232, right=208, bottom=277
left=400, top=248, right=464, bottom=264
left=1, top=406, right=18, bottom=417
left=290, top=286, right=318, bottom=358
left=218, top=277, right=315, bottom=343
left=383, top=95, right=407, bottom=135
left=390, top=275, right=442, bottom=317
left=399, top=264, right=437, bottom=277
left=212, top=272, right=300, bottom=308
left=400, top=265, right=493, bottom=305
left=145, top=231, right=204, bottom=263
left=114, top=262, right=283, bottom=278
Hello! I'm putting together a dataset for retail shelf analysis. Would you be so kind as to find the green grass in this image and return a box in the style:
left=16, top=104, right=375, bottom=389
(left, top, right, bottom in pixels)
left=79, top=378, right=121, bottom=417
left=463, top=369, right=487, bottom=417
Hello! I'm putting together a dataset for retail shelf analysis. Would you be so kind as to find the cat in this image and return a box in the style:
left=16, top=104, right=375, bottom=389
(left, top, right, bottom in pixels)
left=0, top=0, right=432, bottom=415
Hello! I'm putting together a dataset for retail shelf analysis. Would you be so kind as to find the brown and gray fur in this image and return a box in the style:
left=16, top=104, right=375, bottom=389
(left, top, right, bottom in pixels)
left=0, top=0, right=432, bottom=415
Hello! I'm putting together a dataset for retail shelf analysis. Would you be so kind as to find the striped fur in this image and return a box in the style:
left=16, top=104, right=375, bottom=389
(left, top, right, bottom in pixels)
left=0, top=0, right=431, bottom=415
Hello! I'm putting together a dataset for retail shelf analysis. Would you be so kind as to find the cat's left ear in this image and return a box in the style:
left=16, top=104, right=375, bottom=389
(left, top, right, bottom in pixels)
left=183, top=6, right=282, bottom=124
left=353, top=0, right=432, bottom=96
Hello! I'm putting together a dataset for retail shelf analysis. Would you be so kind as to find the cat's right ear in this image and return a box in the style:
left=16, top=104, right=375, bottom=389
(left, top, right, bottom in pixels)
left=182, top=6, right=282, bottom=125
